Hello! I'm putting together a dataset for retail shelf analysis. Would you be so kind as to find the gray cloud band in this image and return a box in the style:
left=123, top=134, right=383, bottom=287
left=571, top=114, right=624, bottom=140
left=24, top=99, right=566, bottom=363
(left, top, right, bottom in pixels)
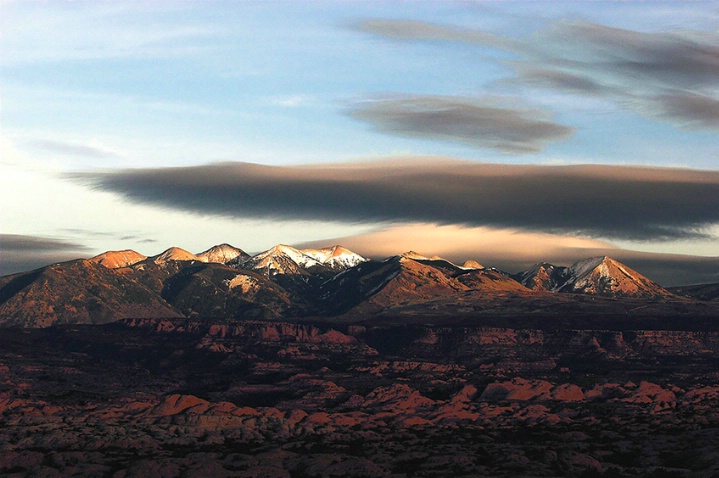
left=74, top=161, right=719, bottom=241
left=0, top=234, right=92, bottom=276
left=350, top=96, right=575, bottom=153
left=358, top=19, right=719, bottom=131
left=1, top=234, right=91, bottom=252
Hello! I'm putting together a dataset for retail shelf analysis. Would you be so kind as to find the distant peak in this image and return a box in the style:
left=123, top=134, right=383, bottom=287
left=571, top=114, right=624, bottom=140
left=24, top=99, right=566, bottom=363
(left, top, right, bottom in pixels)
left=270, top=244, right=298, bottom=253
left=197, top=243, right=247, bottom=264
left=198, top=243, right=239, bottom=252
left=152, top=247, right=199, bottom=263
left=328, top=245, right=352, bottom=257
left=89, top=249, right=146, bottom=269
left=401, top=251, right=430, bottom=261
left=462, top=260, right=484, bottom=269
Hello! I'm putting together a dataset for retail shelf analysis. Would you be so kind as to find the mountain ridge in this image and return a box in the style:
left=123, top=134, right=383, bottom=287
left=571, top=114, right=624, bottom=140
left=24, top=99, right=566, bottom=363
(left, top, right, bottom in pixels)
left=0, top=243, right=713, bottom=328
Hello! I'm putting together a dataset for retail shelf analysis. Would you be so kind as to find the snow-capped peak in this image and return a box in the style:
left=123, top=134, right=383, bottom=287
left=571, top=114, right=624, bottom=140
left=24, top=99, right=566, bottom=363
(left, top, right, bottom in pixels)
left=237, top=244, right=322, bottom=276
left=269, top=244, right=322, bottom=267
left=301, top=245, right=367, bottom=270
left=400, top=251, right=430, bottom=261
left=196, top=243, right=248, bottom=265
left=561, top=256, right=667, bottom=298
left=233, top=244, right=367, bottom=276
left=568, top=256, right=610, bottom=280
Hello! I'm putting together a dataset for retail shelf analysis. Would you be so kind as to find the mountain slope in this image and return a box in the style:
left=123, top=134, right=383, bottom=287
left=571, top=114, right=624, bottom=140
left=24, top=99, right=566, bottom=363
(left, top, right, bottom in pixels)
left=158, top=262, right=292, bottom=320
left=515, top=262, right=570, bottom=292
left=668, top=282, right=719, bottom=302
left=408, top=258, right=526, bottom=294
left=456, top=268, right=530, bottom=293
left=0, top=260, right=180, bottom=327
left=322, top=256, right=468, bottom=314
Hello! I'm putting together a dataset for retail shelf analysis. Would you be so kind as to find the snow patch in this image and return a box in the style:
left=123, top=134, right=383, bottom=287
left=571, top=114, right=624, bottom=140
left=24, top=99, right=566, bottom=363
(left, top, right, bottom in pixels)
left=227, top=274, right=259, bottom=294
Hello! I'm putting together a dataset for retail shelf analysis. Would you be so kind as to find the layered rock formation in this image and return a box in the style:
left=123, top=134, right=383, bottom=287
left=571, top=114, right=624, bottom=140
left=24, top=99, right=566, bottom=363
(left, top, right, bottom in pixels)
left=2, top=319, right=719, bottom=477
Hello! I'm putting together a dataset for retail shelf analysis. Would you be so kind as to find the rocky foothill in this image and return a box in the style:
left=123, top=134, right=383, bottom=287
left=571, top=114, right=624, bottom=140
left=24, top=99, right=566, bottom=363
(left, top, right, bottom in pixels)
left=2, top=319, right=719, bottom=477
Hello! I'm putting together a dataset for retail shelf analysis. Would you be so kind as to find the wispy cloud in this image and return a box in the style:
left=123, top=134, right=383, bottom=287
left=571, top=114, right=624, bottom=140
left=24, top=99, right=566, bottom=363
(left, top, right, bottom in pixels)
left=358, top=19, right=513, bottom=49
left=27, top=139, right=123, bottom=160
left=350, top=95, right=575, bottom=153
left=73, top=159, right=719, bottom=241
left=360, top=18, right=719, bottom=131
left=269, top=95, right=314, bottom=108
left=1, top=2, right=217, bottom=65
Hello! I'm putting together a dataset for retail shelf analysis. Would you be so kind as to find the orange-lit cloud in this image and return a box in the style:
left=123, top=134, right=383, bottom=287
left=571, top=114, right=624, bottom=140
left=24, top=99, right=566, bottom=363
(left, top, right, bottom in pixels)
left=300, top=223, right=719, bottom=286
left=301, top=223, right=615, bottom=265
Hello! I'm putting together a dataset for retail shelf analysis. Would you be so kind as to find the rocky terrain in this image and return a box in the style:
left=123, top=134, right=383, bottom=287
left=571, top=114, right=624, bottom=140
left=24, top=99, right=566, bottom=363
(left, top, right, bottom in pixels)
left=2, top=318, right=719, bottom=477
left=1, top=244, right=719, bottom=476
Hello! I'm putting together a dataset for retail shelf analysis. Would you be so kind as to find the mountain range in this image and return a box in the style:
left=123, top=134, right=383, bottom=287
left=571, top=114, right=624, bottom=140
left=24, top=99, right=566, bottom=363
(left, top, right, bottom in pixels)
left=0, top=243, right=717, bottom=328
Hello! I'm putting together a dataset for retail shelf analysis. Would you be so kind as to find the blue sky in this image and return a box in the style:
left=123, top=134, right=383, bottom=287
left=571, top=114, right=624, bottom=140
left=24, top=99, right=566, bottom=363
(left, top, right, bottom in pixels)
left=1, top=1, right=718, bottom=283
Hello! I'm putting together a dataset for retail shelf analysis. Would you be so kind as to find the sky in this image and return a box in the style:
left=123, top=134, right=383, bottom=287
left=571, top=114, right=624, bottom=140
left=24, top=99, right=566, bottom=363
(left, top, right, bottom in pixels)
left=1, top=0, right=718, bottom=285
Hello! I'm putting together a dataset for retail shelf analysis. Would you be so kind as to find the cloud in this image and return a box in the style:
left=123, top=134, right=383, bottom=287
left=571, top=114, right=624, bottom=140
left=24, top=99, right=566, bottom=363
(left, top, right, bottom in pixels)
left=298, top=223, right=719, bottom=287
left=73, top=158, right=719, bottom=242
left=0, top=234, right=91, bottom=276
left=657, top=93, right=719, bottom=129
left=270, top=95, right=313, bottom=108
left=1, top=2, right=216, bottom=65
left=27, top=139, right=122, bottom=160
left=360, top=18, right=719, bottom=131
left=607, top=252, right=719, bottom=288
left=358, top=19, right=512, bottom=49
left=300, top=222, right=615, bottom=265
left=350, top=95, right=575, bottom=153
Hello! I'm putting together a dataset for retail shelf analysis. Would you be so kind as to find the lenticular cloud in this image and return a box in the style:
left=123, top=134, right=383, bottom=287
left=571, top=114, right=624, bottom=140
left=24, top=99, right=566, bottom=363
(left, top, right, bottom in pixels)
left=74, top=159, right=719, bottom=242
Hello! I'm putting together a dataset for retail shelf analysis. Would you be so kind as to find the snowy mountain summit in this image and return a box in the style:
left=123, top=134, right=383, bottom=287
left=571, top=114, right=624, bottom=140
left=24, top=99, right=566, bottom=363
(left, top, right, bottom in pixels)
left=517, top=256, right=669, bottom=298
left=232, top=244, right=367, bottom=276
left=235, top=244, right=322, bottom=276
left=560, top=256, right=666, bottom=298
left=301, top=245, right=367, bottom=271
